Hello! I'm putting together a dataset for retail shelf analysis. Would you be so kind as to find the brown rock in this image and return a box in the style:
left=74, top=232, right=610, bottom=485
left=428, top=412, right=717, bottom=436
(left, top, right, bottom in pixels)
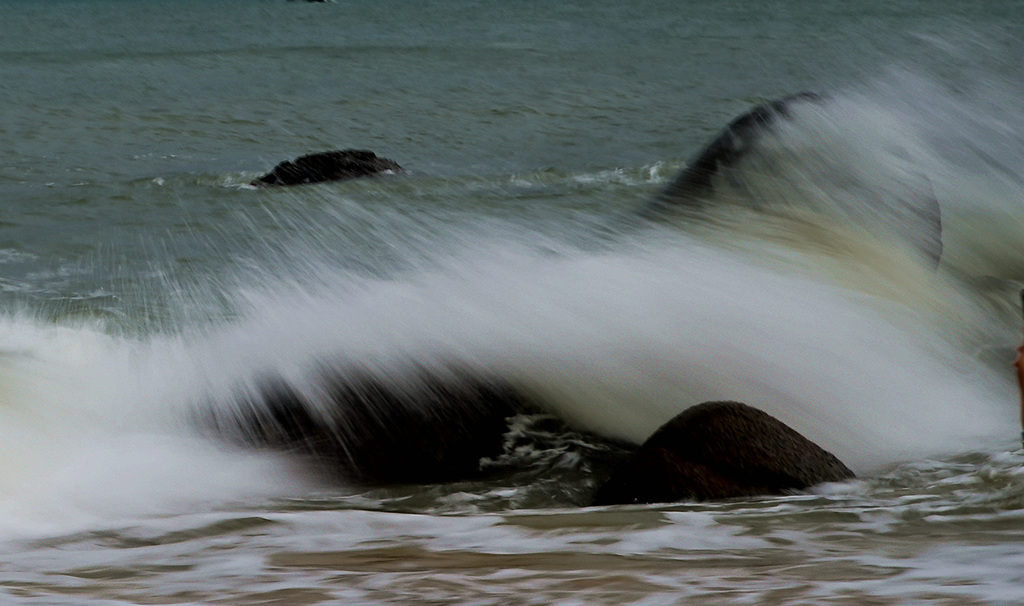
left=593, top=401, right=854, bottom=505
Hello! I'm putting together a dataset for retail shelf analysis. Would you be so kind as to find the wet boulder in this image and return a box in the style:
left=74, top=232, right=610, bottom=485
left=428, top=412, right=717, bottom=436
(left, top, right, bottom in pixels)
left=205, top=364, right=534, bottom=485
left=593, top=401, right=854, bottom=505
left=252, top=149, right=403, bottom=187
left=639, top=92, right=943, bottom=266
left=641, top=92, right=825, bottom=220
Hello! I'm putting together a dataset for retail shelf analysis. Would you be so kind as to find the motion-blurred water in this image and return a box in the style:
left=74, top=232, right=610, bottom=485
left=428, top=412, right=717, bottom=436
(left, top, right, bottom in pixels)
left=3, top=1, right=1024, bottom=603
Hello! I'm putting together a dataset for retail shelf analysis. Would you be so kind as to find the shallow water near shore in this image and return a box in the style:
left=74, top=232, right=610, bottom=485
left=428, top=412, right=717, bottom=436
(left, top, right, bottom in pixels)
left=4, top=0, right=1024, bottom=603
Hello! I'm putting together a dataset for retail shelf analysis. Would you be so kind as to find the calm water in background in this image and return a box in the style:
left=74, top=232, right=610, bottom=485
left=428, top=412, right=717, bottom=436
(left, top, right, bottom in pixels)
left=4, top=1, right=1024, bottom=603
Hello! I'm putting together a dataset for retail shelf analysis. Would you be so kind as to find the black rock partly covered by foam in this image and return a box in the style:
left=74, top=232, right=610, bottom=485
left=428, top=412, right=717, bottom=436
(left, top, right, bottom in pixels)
left=207, top=365, right=534, bottom=485
left=642, top=92, right=825, bottom=219
left=593, top=401, right=854, bottom=505
left=252, top=149, right=403, bottom=187
left=639, top=93, right=943, bottom=266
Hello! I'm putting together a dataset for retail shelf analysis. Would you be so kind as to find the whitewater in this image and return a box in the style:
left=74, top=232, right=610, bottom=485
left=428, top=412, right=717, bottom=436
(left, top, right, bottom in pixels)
left=4, top=1, right=1024, bottom=603
left=2, top=82, right=1021, bottom=532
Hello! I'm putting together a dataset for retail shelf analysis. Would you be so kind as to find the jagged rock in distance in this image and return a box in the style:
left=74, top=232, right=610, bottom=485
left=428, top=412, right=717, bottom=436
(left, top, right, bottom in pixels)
left=251, top=149, right=403, bottom=187
left=593, top=401, right=854, bottom=505
left=205, top=364, right=535, bottom=485
left=639, top=93, right=943, bottom=266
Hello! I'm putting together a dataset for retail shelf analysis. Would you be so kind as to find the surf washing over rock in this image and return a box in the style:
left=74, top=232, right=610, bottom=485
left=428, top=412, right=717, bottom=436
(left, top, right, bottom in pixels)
left=2, top=75, right=1015, bottom=536
left=185, top=90, right=1015, bottom=499
left=6, top=1, right=1024, bottom=601
left=1, top=77, right=1019, bottom=537
left=640, top=92, right=944, bottom=266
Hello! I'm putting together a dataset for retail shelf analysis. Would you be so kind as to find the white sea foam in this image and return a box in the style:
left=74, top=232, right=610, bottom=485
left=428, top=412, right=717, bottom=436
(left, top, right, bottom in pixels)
left=215, top=231, right=1012, bottom=469
left=0, top=222, right=1011, bottom=536
left=0, top=319, right=316, bottom=538
left=2, top=69, right=1023, bottom=540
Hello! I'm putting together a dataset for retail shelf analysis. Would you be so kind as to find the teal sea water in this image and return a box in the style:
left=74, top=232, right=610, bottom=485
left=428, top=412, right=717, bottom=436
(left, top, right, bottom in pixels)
left=4, top=1, right=1024, bottom=603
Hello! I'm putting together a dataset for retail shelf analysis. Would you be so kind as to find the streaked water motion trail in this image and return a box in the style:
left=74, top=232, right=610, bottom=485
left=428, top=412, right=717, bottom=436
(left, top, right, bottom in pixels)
left=3, top=1, right=1024, bottom=603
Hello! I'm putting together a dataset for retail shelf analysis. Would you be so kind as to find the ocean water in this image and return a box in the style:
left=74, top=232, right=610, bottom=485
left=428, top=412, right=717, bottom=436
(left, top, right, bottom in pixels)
left=3, top=0, right=1024, bottom=603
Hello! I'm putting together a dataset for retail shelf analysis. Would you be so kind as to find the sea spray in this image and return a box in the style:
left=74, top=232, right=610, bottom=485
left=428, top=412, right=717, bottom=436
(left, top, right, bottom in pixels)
left=0, top=317, right=316, bottom=538
left=5, top=2, right=1024, bottom=600
left=4, top=223, right=1005, bottom=536
left=3, top=73, right=1023, bottom=536
left=193, top=226, right=1013, bottom=475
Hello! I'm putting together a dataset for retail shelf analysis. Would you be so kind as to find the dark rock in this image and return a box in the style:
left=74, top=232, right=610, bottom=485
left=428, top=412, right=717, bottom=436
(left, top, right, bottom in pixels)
left=642, top=92, right=825, bottom=219
left=204, top=364, right=535, bottom=485
left=593, top=401, right=854, bottom=505
left=639, top=93, right=943, bottom=266
left=251, top=149, right=403, bottom=187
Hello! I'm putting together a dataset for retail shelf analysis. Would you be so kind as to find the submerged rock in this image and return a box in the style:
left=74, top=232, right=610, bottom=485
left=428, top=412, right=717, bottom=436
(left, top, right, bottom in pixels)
left=593, top=401, right=854, bottom=505
left=251, top=149, right=403, bottom=187
left=205, top=364, right=534, bottom=485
